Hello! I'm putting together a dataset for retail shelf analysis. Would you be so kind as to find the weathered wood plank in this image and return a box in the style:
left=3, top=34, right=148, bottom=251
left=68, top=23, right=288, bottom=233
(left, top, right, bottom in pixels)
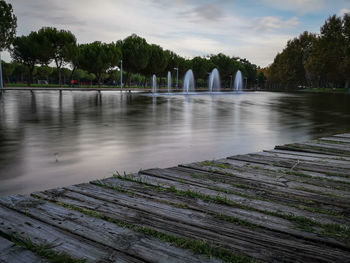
left=265, top=149, right=350, bottom=162
left=319, top=137, right=350, bottom=144
left=222, top=157, right=350, bottom=185
left=140, top=166, right=350, bottom=223
left=334, top=133, right=350, bottom=139
left=310, top=141, right=350, bottom=150
left=228, top=153, right=350, bottom=177
left=186, top=158, right=350, bottom=193
left=33, top=185, right=350, bottom=263
left=95, top=176, right=350, bottom=245
left=259, top=151, right=350, bottom=168
left=276, top=143, right=350, bottom=156
left=129, top=170, right=349, bottom=226
left=0, top=195, right=215, bottom=263
left=0, top=203, right=135, bottom=263
left=0, top=236, right=47, bottom=263
left=156, top=166, right=350, bottom=217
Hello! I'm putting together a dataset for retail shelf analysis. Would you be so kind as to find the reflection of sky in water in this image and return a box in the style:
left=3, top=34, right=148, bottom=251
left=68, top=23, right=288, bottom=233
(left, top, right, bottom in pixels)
left=0, top=91, right=349, bottom=196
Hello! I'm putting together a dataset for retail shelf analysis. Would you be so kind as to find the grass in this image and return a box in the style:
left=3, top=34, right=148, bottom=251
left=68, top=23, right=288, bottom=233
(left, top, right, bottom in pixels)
left=54, top=201, right=255, bottom=263
left=197, top=160, right=232, bottom=170
left=109, top=174, right=350, bottom=240
left=7, top=234, right=86, bottom=263
left=188, top=165, right=345, bottom=215
left=190, top=172, right=254, bottom=190
left=301, top=87, right=349, bottom=94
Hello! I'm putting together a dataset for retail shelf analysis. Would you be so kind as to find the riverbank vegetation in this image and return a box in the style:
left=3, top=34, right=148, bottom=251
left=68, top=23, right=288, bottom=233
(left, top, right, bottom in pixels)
left=265, top=14, right=350, bottom=91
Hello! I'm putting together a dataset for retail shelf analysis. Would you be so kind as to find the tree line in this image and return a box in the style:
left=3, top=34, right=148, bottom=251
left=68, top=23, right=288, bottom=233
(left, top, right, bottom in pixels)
left=266, top=14, right=350, bottom=90
left=0, top=0, right=261, bottom=88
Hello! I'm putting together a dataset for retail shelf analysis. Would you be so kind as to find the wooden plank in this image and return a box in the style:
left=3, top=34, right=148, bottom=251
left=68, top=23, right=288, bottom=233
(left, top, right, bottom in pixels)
left=265, top=149, right=350, bottom=162
left=141, top=166, right=350, bottom=219
left=310, top=141, right=350, bottom=151
left=333, top=133, right=350, bottom=139
left=96, top=177, right=350, bottom=244
left=128, top=170, right=349, bottom=226
left=259, top=151, right=350, bottom=168
left=319, top=137, right=350, bottom=144
left=222, top=157, right=350, bottom=185
left=276, top=142, right=350, bottom=156
left=33, top=185, right=350, bottom=263
left=0, top=203, right=135, bottom=263
left=0, top=195, right=215, bottom=263
left=0, top=236, right=47, bottom=263
left=228, top=153, right=350, bottom=177
left=158, top=166, right=350, bottom=214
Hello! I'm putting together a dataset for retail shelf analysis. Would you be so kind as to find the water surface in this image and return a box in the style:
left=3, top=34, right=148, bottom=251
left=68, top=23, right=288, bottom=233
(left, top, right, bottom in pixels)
left=0, top=91, right=349, bottom=196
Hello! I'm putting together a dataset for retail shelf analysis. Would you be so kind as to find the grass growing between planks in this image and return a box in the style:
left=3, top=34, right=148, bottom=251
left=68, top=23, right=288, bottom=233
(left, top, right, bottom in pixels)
left=108, top=173, right=350, bottom=241
left=52, top=201, right=255, bottom=263
left=0, top=233, right=86, bottom=263
left=187, top=164, right=346, bottom=217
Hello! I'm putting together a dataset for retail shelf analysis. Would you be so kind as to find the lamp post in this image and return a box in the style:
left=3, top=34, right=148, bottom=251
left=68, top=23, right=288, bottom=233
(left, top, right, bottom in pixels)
left=120, top=59, right=123, bottom=92
left=244, top=77, right=248, bottom=90
left=230, top=75, right=233, bottom=90
left=174, top=67, right=178, bottom=90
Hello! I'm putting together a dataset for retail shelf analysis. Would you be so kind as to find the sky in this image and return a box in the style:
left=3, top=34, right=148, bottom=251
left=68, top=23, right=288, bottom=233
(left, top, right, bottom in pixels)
left=3, top=0, right=350, bottom=67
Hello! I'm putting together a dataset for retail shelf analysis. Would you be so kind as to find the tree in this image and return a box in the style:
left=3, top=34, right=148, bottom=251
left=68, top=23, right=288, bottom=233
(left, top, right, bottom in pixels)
left=78, top=41, right=121, bottom=87
left=1, top=60, right=14, bottom=83
left=121, top=34, right=151, bottom=86
left=38, top=27, right=77, bottom=86
left=191, top=56, right=211, bottom=81
left=11, top=32, right=51, bottom=86
left=36, top=65, right=53, bottom=83
left=0, top=0, right=17, bottom=88
left=142, top=44, right=169, bottom=76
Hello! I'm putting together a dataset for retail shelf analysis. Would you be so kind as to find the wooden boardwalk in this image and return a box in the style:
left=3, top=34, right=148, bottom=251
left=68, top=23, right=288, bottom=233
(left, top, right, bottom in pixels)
left=1, top=134, right=350, bottom=262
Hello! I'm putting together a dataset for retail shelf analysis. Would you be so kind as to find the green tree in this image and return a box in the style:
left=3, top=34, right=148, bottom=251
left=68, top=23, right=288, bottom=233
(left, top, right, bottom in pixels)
left=11, top=32, right=51, bottom=86
left=121, top=34, right=151, bottom=86
left=78, top=41, right=121, bottom=87
left=36, top=65, right=53, bottom=82
left=142, top=44, right=169, bottom=76
left=191, top=56, right=211, bottom=81
left=1, top=60, right=14, bottom=83
left=38, top=27, right=77, bottom=86
left=0, top=0, right=17, bottom=88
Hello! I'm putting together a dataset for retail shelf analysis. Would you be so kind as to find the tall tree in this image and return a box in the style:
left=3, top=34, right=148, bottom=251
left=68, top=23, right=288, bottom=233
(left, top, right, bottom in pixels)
left=0, top=0, right=17, bottom=89
left=121, top=34, right=150, bottom=86
left=78, top=41, right=121, bottom=87
left=11, top=32, right=51, bottom=86
left=1, top=60, right=14, bottom=83
left=38, top=27, right=77, bottom=86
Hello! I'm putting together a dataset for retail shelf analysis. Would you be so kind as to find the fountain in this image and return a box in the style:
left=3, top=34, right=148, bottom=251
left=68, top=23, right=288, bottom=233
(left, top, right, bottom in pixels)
left=234, top=70, right=243, bottom=91
left=167, top=71, right=171, bottom=93
left=152, top=74, right=157, bottom=94
left=183, top=70, right=195, bottom=93
left=208, top=68, right=220, bottom=93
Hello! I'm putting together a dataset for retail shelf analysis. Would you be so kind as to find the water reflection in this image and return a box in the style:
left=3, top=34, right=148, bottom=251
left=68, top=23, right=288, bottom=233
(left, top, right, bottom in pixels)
left=0, top=91, right=349, bottom=196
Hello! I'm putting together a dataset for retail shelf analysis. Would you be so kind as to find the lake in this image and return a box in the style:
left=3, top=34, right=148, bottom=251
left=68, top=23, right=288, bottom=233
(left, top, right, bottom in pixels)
left=0, top=90, right=349, bottom=196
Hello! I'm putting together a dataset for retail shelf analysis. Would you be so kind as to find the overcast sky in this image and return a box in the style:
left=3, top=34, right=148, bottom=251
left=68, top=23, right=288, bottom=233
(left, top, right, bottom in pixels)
left=3, top=0, right=350, bottom=67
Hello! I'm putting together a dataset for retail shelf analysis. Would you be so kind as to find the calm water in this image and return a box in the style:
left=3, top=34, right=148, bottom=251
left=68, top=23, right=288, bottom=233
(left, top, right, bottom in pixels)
left=0, top=91, right=349, bottom=196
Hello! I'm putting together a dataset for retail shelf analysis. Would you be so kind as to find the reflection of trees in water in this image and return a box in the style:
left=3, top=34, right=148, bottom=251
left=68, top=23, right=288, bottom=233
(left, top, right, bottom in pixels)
left=270, top=93, right=350, bottom=136
left=0, top=93, right=26, bottom=181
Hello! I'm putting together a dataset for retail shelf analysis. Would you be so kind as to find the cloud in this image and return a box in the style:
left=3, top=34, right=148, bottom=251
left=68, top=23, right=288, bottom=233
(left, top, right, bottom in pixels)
left=253, top=16, right=299, bottom=31
left=179, top=3, right=226, bottom=22
left=261, top=0, right=327, bottom=13
left=4, top=0, right=333, bottom=67
left=339, top=8, right=350, bottom=15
